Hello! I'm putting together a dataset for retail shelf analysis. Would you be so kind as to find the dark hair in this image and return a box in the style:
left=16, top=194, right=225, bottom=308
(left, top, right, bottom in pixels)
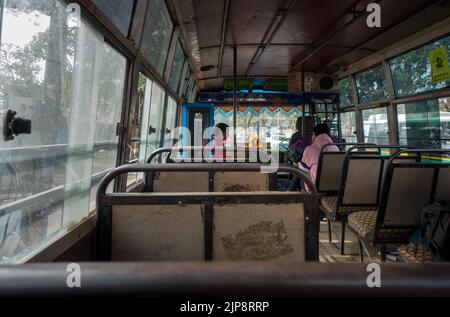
left=295, top=117, right=302, bottom=131
left=215, top=123, right=229, bottom=137
left=313, top=123, right=331, bottom=137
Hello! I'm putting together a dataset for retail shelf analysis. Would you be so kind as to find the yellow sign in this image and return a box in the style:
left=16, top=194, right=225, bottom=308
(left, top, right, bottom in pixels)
left=429, top=47, right=450, bottom=84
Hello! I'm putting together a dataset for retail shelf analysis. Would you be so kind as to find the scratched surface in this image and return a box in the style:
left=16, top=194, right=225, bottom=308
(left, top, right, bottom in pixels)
left=214, top=172, right=268, bottom=192
left=111, top=204, right=204, bottom=261
left=213, top=204, right=305, bottom=262
left=153, top=172, right=209, bottom=192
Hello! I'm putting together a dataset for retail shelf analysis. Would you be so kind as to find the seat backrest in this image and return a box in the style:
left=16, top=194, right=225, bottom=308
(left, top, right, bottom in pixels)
left=214, top=172, right=268, bottom=192
left=340, top=156, right=384, bottom=205
left=106, top=192, right=314, bottom=262
left=316, top=152, right=345, bottom=194
left=153, top=172, right=210, bottom=192
left=97, top=164, right=320, bottom=262
left=148, top=171, right=272, bottom=192
left=380, top=166, right=435, bottom=227
left=435, top=167, right=450, bottom=201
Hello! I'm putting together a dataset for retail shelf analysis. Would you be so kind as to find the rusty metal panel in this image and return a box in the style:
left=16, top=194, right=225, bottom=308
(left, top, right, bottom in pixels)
left=111, top=205, right=204, bottom=261
left=213, top=204, right=305, bottom=262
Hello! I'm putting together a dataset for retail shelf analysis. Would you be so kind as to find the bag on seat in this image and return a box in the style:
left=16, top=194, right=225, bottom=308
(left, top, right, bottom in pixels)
left=414, top=200, right=450, bottom=261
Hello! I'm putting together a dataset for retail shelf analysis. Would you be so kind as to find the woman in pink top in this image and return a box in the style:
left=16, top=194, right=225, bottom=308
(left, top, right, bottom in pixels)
left=302, top=123, right=339, bottom=185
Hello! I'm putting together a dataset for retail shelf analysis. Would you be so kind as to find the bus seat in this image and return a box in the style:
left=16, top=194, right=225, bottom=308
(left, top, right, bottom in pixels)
left=349, top=166, right=435, bottom=247
left=316, top=152, right=345, bottom=194
left=97, top=164, right=320, bottom=262
left=148, top=171, right=273, bottom=192
left=111, top=204, right=204, bottom=261
left=152, top=172, right=209, bottom=192
left=435, top=167, right=450, bottom=201
left=348, top=150, right=450, bottom=260
left=320, top=154, right=384, bottom=255
left=382, top=167, right=435, bottom=227
left=342, top=157, right=383, bottom=205
left=103, top=193, right=313, bottom=262
left=213, top=203, right=304, bottom=261
left=214, top=172, right=269, bottom=192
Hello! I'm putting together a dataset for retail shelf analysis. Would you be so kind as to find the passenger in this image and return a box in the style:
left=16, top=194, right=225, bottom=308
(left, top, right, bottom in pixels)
left=213, top=123, right=229, bottom=159
left=302, top=123, right=339, bottom=185
left=287, top=118, right=312, bottom=191
left=286, top=117, right=312, bottom=163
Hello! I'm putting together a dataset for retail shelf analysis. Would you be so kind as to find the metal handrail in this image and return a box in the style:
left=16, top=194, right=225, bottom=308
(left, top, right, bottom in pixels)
left=146, top=146, right=275, bottom=164
left=97, top=163, right=317, bottom=209
left=1, top=262, right=450, bottom=296
left=388, top=149, right=450, bottom=166
left=320, top=143, right=376, bottom=152
left=346, top=144, right=413, bottom=153
left=0, top=168, right=113, bottom=218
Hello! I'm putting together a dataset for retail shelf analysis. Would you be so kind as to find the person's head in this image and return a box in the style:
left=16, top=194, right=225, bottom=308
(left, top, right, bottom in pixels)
left=295, top=117, right=303, bottom=131
left=214, top=123, right=229, bottom=140
left=313, top=123, right=331, bottom=138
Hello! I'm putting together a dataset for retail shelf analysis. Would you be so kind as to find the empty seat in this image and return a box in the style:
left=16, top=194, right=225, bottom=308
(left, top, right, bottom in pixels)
left=144, top=147, right=276, bottom=192
left=320, top=152, right=384, bottom=254
left=97, top=164, right=320, bottom=262
left=348, top=149, right=450, bottom=261
left=147, top=171, right=274, bottom=192
left=316, top=152, right=345, bottom=194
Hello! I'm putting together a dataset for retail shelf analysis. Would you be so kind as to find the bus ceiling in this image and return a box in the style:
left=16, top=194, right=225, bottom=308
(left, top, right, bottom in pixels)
left=171, top=0, right=450, bottom=92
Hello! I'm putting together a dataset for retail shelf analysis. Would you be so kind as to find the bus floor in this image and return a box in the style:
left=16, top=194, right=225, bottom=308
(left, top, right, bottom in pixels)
left=319, top=220, right=383, bottom=263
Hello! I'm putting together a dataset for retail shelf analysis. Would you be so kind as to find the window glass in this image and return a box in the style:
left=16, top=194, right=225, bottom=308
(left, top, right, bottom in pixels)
left=163, top=96, right=178, bottom=147
left=397, top=98, right=450, bottom=151
left=340, top=111, right=357, bottom=143
left=146, top=82, right=165, bottom=156
left=127, top=74, right=150, bottom=185
left=91, top=0, right=135, bottom=36
left=338, top=78, right=354, bottom=109
left=168, top=41, right=185, bottom=93
left=389, top=35, right=450, bottom=98
left=214, top=106, right=304, bottom=150
left=0, top=0, right=126, bottom=263
left=141, top=0, right=173, bottom=76
left=187, top=71, right=195, bottom=102
left=178, top=59, right=188, bottom=96
left=355, top=65, right=389, bottom=103
left=89, top=44, right=127, bottom=210
left=362, top=107, right=389, bottom=145
left=183, top=69, right=192, bottom=98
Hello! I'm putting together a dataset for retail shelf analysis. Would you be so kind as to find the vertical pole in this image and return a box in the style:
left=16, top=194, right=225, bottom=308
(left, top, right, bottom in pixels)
left=233, top=45, right=237, bottom=147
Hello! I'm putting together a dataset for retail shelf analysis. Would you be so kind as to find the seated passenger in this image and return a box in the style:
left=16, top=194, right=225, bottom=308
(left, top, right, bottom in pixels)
left=302, top=123, right=339, bottom=184
left=213, top=123, right=229, bottom=159
left=286, top=117, right=312, bottom=164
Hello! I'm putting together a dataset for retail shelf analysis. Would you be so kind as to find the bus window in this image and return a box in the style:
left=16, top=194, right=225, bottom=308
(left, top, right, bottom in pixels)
left=0, top=0, right=127, bottom=262
left=397, top=98, right=450, bottom=151
left=340, top=111, right=357, bottom=143
left=362, top=107, right=389, bottom=145
left=355, top=64, right=390, bottom=103
left=163, top=97, right=178, bottom=147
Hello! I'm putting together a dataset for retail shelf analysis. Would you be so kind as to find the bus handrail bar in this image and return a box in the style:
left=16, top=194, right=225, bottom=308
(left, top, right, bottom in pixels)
left=96, top=163, right=318, bottom=211
left=320, top=143, right=376, bottom=153
left=146, top=146, right=272, bottom=164
left=388, top=149, right=450, bottom=167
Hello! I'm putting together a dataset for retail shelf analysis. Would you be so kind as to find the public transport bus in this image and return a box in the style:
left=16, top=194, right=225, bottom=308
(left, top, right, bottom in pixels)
left=0, top=0, right=450, bottom=300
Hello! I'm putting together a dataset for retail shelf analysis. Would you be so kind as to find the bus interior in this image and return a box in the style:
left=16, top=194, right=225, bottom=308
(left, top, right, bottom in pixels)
left=1, top=0, right=450, bottom=297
